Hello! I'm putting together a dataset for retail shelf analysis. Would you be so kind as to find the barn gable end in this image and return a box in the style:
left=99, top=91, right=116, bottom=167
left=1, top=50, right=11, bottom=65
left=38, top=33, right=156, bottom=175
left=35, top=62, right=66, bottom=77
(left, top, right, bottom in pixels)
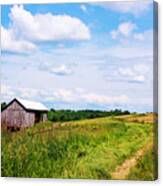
left=1, top=98, right=48, bottom=130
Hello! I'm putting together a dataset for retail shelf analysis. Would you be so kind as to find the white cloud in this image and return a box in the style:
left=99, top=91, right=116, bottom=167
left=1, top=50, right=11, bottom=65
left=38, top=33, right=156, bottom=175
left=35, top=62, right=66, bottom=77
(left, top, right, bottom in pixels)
left=52, top=89, right=74, bottom=103
left=1, top=85, right=40, bottom=101
left=1, top=84, right=129, bottom=106
left=49, top=90, right=129, bottom=105
left=10, top=5, right=90, bottom=41
left=133, top=64, right=149, bottom=74
left=80, top=4, right=87, bottom=13
left=111, top=22, right=136, bottom=39
left=110, top=22, right=153, bottom=46
left=1, top=5, right=91, bottom=53
left=95, top=1, right=152, bottom=16
left=81, top=93, right=128, bottom=105
left=118, top=64, right=149, bottom=83
left=38, top=62, right=73, bottom=76
left=51, top=88, right=129, bottom=105
left=133, top=33, right=145, bottom=41
left=133, top=30, right=153, bottom=41
left=1, top=26, right=37, bottom=53
left=118, top=22, right=136, bottom=37
left=133, top=75, right=145, bottom=82
left=1, top=84, right=16, bottom=101
left=119, top=68, right=135, bottom=77
left=18, top=87, right=40, bottom=100
left=50, top=65, right=73, bottom=76
left=110, top=30, right=119, bottom=39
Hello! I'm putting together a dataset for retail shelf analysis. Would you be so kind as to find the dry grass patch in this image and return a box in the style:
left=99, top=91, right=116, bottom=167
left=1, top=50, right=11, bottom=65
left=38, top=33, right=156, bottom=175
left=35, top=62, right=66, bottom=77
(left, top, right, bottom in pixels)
left=115, top=113, right=157, bottom=124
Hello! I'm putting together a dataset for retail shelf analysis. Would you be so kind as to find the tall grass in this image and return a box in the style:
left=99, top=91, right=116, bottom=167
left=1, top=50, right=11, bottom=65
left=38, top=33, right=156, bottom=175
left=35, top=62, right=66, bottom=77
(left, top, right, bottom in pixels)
left=127, top=149, right=157, bottom=180
left=1, top=116, right=155, bottom=179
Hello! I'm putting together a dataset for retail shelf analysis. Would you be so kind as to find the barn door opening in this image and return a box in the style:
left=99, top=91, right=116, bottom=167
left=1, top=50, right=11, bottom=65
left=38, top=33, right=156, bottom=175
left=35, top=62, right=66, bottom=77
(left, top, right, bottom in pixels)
left=35, top=112, right=42, bottom=123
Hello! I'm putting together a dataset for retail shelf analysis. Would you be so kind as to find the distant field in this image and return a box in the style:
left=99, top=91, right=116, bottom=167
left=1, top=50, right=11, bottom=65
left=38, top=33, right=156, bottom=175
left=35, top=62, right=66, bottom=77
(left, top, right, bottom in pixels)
left=1, top=113, right=157, bottom=180
left=115, top=113, right=157, bottom=124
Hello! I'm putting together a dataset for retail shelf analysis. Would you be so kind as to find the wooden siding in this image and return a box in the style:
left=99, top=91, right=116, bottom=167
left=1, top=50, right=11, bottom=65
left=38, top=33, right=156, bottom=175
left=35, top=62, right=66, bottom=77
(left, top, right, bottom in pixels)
left=24, top=112, right=35, bottom=127
left=43, top=113, right=48, bottom=122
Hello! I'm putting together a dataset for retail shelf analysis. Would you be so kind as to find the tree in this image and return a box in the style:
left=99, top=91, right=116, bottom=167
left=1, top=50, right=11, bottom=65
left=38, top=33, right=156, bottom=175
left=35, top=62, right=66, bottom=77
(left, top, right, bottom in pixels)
left=1, top=102, right=7, bottom=111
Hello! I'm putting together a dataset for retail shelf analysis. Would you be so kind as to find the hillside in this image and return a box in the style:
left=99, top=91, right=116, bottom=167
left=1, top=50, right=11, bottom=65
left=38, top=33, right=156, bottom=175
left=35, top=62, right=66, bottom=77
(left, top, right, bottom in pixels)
left=1, top=113, right=157, bottom=180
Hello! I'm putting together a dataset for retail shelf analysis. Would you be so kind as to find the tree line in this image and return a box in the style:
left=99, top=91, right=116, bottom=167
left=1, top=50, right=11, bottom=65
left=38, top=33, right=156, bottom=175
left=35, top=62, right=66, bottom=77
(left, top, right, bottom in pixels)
left=48, top=109, right=130, bottom=122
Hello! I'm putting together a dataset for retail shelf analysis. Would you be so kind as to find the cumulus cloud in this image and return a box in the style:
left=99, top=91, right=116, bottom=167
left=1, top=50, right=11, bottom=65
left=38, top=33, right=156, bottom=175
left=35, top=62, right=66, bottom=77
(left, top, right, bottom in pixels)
left=1, top=5, right=91, bottom=53
left=110, top=22, right=136, bottom=39
left=50, top=65, right=73, bottom=76
left=38, top=62, right=73, bottom=76
left=1, top=26, right=37, bottom=53
left=110, top=22, right=153, bottom=45
left=118, top=22, right=136, bottom=37
left=95, top=1, right=152, bottom=16
left=118, top=64, right=149, bottom=83
left=10, top=5, right=90, bottom=41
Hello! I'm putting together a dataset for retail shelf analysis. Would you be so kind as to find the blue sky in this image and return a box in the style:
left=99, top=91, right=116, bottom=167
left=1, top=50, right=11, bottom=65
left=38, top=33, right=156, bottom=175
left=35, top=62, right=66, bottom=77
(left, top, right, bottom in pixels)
left=1, top=0, right=154, bottom=112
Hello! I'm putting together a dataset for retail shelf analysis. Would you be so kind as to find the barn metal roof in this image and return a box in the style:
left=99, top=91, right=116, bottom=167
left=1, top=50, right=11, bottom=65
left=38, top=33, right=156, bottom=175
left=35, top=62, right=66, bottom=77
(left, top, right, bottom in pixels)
left=16, top=98, right=48, bottom=111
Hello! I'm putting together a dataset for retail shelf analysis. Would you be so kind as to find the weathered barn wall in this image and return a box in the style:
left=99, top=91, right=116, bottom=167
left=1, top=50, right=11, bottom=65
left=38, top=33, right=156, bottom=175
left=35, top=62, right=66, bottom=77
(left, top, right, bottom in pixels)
left=24, top=112, right=35, bottom=127
left=1, top=99, right=48, bottom=129
left=43, top=113, right=48, bottom=122
left=1, top=101, right=35, bottom=128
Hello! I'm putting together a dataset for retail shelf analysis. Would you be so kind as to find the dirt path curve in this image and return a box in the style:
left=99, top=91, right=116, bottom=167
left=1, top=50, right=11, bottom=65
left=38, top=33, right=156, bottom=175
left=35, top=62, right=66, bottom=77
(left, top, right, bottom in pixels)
left=111, top=141, right=153, bottom=180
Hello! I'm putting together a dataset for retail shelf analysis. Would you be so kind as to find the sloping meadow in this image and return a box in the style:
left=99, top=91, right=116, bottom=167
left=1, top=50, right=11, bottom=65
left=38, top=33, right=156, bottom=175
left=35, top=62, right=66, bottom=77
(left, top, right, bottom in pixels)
left=1, top=114, right=156, bottom=180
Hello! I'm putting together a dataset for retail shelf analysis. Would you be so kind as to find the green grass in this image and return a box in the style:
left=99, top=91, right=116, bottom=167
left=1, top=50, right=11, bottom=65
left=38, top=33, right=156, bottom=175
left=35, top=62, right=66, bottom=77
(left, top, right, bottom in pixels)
left=127, top=148, right=157, bottom=180
left=1, top=115, right=155, bottom=179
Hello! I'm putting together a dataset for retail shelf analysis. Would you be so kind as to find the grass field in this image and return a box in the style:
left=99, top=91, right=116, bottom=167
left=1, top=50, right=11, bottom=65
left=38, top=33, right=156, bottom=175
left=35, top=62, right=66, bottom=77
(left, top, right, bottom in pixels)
left=1, top=113, right=157, bottom=180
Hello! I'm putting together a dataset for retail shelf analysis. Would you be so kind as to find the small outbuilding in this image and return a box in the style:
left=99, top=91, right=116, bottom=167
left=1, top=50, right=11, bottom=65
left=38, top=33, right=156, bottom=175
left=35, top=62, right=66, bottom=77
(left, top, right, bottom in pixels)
left=1, top=98, right=48, bottom=130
